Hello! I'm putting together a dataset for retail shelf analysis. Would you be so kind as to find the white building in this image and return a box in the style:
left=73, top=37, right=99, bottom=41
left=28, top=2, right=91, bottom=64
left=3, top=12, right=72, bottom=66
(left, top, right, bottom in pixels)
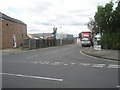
left=28, top=33, right=73, bottom=40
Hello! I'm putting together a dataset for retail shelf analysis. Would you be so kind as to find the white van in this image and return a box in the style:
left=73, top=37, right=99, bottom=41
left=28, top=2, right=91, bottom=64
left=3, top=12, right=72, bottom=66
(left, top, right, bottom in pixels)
left=81, top=38, right=91, bottom=47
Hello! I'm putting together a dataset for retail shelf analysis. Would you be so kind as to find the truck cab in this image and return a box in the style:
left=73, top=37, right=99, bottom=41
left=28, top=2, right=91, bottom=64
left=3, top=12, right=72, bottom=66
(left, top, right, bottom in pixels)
left=81, top=38, right=91, bottom=47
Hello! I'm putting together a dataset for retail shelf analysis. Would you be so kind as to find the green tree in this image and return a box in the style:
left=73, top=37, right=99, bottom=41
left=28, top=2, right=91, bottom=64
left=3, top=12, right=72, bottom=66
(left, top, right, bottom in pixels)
left=104, top=1, right=114, bottom=34
left=87, top=18, right=99, bottom=35
left=94, top=5, right=105, bottom=34
left=52, top=27, right=57, bottom=46
left=94, top=1, right=114, bottom=34
left=92, top=1, right=120, bottom=49
left=112, top=1, right=120, bottom=32
left=53, top=27, right=57, bottom=39
left=78, top=33, right=82, bottom=38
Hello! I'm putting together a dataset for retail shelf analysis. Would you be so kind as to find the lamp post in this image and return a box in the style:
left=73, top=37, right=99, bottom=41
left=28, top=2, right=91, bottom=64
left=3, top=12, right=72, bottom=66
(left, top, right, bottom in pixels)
left=59, top=27, right=62, bottom=46
left=43, top=30, right=44, bottom=39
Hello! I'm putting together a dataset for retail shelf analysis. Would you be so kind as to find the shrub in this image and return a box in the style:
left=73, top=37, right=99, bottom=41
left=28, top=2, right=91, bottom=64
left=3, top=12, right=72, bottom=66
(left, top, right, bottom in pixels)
left=100, top=32, right=120, bottom=50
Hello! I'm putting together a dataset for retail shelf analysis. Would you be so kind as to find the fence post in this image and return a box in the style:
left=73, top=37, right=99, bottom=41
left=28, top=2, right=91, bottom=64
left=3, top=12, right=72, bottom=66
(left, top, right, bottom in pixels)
left=29, top=39, right=31, bottom=49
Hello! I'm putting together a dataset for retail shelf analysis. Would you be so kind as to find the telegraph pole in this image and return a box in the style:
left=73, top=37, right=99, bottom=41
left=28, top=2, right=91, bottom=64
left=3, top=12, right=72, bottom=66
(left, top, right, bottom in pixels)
left=60, top=27, right=62, bottom=46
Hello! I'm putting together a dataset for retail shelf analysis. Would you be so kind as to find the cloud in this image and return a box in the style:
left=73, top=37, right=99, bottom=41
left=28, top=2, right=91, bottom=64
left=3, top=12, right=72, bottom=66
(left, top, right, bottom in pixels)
left=0, top=0, right=111, bottom=36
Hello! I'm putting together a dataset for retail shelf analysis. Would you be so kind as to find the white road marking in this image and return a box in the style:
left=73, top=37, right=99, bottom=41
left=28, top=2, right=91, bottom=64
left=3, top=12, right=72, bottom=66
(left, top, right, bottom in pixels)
left=92, top=64, right=106, bottom=68
left=108, top=65, right=120, bottom=68
left=50, top=63, right=60, bottom=65
left=70, top=63, right=76, bottom=65
left=0, top=73, right=63, bottom=82
left=30, top=60, right=119, bottom=69
left=43, top=61, right=49, bottom=64
left=117, top=85, right=120, bottom=88
left=33, top=62, right=38, bottom=64
left=79, top=63, right=91, bottom=66
left=54, top=62, right=61, bottom=64
left=39, top=61, right=49, bottom=64
left=26, top=56, right=34, bottom=59
left=63, top=64, right=68, bottom=66
left=92, top=66, right=103, bottom=68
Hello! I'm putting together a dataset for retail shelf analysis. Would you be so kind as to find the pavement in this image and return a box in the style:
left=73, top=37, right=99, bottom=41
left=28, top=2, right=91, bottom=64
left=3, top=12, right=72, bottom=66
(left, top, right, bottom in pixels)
left=0, top=44, right=73, bottom=55
left=1, top=48, right=23, bottom=54
left=81, top=46, right=119, bottom=61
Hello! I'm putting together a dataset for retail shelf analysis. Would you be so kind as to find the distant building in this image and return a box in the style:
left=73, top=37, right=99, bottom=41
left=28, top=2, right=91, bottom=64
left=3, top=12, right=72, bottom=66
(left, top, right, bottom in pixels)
left=56, top=33, right=73, bottom=40
left=66, top=34, right=74, bottom=40
left=28, top=33, right=53, bottom=39
left=28, top=33, right=73, bottom=40
left=0, top=12, right=27, bottom=49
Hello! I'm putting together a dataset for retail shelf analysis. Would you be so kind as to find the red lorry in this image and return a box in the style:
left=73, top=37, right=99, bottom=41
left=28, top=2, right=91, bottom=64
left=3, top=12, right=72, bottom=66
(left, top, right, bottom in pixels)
left=81, top=31, right=91, bottom=38
left=81, top=31, right=93, bottom=47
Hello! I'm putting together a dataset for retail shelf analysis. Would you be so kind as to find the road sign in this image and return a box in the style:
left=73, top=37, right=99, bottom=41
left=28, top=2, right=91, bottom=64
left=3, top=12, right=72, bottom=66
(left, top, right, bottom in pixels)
left=94, top=45, right=101, bottom=50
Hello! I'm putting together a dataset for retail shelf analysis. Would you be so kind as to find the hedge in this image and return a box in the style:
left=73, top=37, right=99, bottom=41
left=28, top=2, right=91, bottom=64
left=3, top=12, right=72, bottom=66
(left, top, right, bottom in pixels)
left=100, top=32, right=120, bottom=50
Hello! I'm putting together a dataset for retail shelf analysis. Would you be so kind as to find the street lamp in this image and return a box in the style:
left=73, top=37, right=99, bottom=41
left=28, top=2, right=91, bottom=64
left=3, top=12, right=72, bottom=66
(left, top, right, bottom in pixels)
left=59, top=27, right=62, bottom=46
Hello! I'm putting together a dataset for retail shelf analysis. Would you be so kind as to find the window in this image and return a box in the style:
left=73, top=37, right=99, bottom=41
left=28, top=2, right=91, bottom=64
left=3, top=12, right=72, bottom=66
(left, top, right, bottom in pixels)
left=22, top=34, right=24, bottom=38
left=6, top=23, right=8, bottom=26
left=10, top=24, right=13, bottom=29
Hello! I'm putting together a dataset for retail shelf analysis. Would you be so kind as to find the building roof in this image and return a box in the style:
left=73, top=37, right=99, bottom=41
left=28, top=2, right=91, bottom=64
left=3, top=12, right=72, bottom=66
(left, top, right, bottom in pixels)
left=0, top=12, right=26, bottom=26
left=29, top=33, right=53, bottom=39
left=29, top=33, right=73, bottom=40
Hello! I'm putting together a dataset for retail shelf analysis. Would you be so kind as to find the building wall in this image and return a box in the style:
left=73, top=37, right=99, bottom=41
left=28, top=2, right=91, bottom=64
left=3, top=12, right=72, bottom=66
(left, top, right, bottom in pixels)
left=0, top=20, right=2, bottom=49
left=56, top=33, right=73, bottom=40
left=66, top=34, right=73, bottom=40
left=1, top=19, right=27, bottom=49
left=56, top=33, right=67, bottom=39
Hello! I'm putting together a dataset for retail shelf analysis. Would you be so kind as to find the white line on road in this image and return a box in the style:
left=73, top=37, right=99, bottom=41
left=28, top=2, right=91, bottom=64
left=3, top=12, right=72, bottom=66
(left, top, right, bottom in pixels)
left=39, top=61, right=49, bottom=64
left=50, top=63, right=60, bottom=65
left=117, top=85, right=120, bottom=88
left=33, top=62, right=38, bottom=64
left=26, top=56, right=34, bottom=59
left=70, top=63, right=76, bottom=65
left=108, top=65, right=120, bottom=68
left=54, top=62, right=61, bottom=64
left=92, top=64, right=106, bottom=68
left=0, top=73, right=63, bottom=82
left=79, top=63, right=91, bottom=66
left=29, top=60, right=120, bottom=69
left=63, top=64, right=68, bottom=66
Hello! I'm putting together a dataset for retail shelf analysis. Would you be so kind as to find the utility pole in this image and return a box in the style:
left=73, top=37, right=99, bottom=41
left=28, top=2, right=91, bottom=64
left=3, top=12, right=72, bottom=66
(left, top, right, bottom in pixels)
left=43, top=30, right=44, bottom=39
left=60, top=27, right=62, bottom=46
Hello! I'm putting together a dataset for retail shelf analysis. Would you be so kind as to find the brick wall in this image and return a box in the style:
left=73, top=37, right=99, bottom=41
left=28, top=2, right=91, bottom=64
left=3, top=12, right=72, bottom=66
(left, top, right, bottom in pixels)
left=0, top=20, right=2, bottom=49
left=1, top=19, right=27, bottom=49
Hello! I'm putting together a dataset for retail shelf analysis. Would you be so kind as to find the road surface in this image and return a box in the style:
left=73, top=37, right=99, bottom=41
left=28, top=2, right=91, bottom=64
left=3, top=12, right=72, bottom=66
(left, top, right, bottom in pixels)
left=2, top=44, right=119, bottom=88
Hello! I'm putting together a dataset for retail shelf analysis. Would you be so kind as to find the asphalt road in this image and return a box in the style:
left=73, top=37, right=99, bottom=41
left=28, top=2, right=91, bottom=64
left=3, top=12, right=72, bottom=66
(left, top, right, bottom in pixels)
left=2, top=44, right=119, bottom=88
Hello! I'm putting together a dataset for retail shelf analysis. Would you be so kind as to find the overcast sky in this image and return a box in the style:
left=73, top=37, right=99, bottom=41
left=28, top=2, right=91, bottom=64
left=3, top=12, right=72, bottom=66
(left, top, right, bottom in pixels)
left=0, top=0, right=112, bottom=36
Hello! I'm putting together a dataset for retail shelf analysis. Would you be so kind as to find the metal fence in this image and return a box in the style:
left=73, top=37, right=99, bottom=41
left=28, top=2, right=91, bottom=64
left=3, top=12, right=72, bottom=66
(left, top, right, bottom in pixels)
left=22, top=39, right=74, bottom=50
